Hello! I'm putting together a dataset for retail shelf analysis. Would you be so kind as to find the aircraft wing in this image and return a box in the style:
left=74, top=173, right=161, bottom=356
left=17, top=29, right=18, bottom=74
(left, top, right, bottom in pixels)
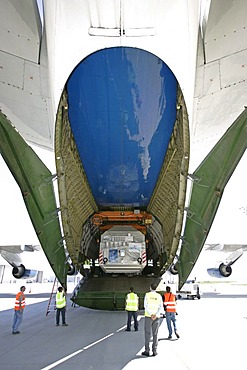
left=0, top=245, right=40, bottom=253
left=0, top=244, right=41, bottom=265
left=0, top=0, right=53, bottom=150
left=204, top=244, right=247, bottom=252
left=0, top=244, right=42, bottom=279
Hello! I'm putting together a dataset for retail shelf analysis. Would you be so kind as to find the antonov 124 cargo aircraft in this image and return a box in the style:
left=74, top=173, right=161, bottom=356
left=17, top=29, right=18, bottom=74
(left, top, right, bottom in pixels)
left=0, top=0, right=246, bottom=309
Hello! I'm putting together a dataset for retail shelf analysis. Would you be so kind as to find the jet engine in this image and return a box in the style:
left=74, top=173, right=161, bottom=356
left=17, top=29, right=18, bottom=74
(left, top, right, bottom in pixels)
left=67, top=264, right=76, bottom=275
left=207, top=264, right=232, bottom=278
left=169, top=254, right=179, bottom=275
left=169, top=264, right=178, bottom=275
left=12, top=264, right=37, bottom=279
left=207, top=248, right=243, bottom=278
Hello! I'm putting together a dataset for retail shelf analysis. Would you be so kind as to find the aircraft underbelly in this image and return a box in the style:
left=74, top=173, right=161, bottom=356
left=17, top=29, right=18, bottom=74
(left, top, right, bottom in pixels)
left=67, top=47, right=177, bottom=207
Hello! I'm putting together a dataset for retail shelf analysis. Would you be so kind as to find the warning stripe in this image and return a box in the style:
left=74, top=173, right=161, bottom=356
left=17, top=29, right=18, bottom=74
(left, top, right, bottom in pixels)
left=142, top=251, right=147, bottom=264
left=99, top=252, right=103, bottom=264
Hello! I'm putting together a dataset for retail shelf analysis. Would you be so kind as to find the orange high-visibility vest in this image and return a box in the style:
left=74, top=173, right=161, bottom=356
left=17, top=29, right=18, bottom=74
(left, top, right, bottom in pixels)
left=14, top=292, right=26, bottom=311
left=164, top=292, right=176, bottom=312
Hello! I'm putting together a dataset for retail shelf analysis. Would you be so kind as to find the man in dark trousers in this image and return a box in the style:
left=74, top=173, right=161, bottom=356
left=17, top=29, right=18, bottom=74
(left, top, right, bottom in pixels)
left=125, top=287, right=139, bottom=331
left=142, top=283, right=163, bottom=357
left=56, top=287, right=68, bottom=326
left=163, top=285, right=180, bottom=339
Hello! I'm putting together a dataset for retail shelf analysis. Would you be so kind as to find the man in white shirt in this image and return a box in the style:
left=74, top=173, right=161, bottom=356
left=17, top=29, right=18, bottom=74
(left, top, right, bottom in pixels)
left=142, top=283, right=163, bottom=357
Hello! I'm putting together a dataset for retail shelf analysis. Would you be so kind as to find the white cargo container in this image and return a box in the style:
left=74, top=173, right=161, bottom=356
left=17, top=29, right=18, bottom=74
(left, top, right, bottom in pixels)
left=99, top=226, right=147, bottom=274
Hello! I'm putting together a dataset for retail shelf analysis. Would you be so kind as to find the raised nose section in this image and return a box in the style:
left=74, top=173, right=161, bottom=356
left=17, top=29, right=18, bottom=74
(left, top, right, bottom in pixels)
left=67, top=47, right=177, bottom=208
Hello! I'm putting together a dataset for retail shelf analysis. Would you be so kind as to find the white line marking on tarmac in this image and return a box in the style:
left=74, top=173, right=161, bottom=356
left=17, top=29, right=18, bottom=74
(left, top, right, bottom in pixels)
left=41, top=333, right=114, bottom=370
left=117, top=325, right=127, bottom=332
left=116, top=315, right=143, bottom=332
left=41, top=315, right=145, bottom=369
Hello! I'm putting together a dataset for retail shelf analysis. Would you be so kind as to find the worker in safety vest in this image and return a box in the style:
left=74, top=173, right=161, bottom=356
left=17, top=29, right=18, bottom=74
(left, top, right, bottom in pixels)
left=56, top=287, right=68, bottom=326
left=142, top=283, right=163, bottom=357
left=83, top=258, right=91, bottom=278
left=12, top=285, right=26, bottom=334
left=125, top=287, right=139, bottom=331
left=163, top=285, right=179, bottom=339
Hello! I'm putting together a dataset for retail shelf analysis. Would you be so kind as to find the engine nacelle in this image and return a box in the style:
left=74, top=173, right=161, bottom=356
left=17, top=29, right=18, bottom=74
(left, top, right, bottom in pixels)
left=207, top=248, right=243, bottom=278
left=207, top=263, right=232, bottom=278
left=67, top=264, right=77, bottom=275
left=12, top=264, right=37, bottom=279
left=169, top=264, right=178, bottom=275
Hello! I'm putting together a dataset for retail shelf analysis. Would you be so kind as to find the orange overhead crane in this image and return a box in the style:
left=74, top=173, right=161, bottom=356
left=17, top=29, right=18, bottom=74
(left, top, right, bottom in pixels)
left=92, top=210, right=152, bottom=233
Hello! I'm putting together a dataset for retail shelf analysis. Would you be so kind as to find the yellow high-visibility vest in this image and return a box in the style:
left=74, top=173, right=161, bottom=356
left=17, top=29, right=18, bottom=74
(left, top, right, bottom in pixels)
left=83, top=260, right=90, bottom=269
left=125, top=292, right=139, bottom=311
left=144, top=291, right=161, bottom=317
left=56, top=292, right=66, bottom=309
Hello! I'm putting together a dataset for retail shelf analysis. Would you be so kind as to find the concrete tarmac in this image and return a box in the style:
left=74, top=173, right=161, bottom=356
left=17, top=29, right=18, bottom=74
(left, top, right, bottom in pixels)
left=0, top=282, right=247, bottom=369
